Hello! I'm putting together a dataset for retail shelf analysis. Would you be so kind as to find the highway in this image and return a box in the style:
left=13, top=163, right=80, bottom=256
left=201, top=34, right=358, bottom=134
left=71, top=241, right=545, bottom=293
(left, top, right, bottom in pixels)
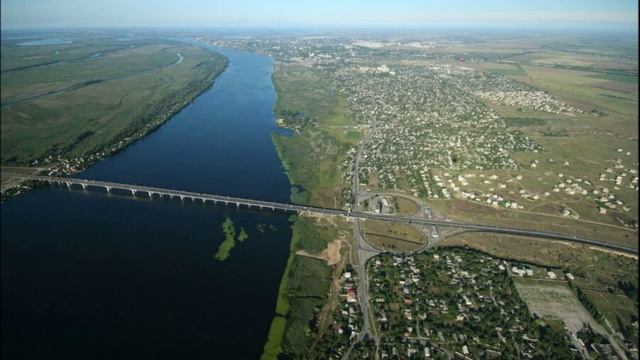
left=5, top=172, right=638, bottom=255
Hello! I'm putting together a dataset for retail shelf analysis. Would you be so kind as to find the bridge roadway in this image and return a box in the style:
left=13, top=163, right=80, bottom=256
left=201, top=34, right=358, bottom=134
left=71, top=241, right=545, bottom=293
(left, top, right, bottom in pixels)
left=9, top=173, right=638, bottom=255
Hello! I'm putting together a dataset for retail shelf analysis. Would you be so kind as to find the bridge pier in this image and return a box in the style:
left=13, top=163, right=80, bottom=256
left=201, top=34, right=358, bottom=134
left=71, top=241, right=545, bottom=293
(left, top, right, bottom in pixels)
left=105, top=186, right=111, bottom=192
left=81, top=184, right=87, bottom=190
left=180, top=195, right=184, bottom=201
left=65, top=182, right=71, bottom=189
left=130, top=189, right=137, bottom=196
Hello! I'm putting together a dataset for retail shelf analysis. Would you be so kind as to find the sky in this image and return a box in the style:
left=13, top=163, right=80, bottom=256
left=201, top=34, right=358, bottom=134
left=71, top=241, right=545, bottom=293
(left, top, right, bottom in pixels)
left=1, top=0, right=638, bottom=32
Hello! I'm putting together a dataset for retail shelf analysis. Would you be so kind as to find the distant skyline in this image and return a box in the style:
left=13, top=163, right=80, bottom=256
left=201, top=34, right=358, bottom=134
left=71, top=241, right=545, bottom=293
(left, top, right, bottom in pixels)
left=1, top=0, right=638, bottom=32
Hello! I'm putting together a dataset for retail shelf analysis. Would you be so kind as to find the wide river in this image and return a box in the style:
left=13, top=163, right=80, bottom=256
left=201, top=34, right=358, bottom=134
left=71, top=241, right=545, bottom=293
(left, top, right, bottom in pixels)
left=1, top=45, right=292, bottom=359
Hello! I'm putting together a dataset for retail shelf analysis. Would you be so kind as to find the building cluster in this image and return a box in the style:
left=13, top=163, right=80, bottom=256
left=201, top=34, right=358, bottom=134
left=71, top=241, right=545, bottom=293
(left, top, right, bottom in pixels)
left=337, top=64, right=540, bottom=199
left=314, top=266, right=364, bottom=359
left=425, top=157, right=637, bottom=226
left=473, top=90, right=583, bottom=115
left=577, top=324, right=624, bottom=360
left=433, top=153, right=638, bottom=227
left=367, top=248, right=577, bottom=358
left=204, top=35, right=637, bottom=227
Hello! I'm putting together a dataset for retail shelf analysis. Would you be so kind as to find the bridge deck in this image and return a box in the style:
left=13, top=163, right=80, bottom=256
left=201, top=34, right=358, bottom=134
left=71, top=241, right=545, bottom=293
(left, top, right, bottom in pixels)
left=5, top=173, right=638, bottom=255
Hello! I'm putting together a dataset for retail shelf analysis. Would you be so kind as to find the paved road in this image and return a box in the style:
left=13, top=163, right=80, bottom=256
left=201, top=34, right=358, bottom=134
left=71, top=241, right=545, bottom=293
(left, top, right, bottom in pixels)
left=4, top=172, right=638, bottom=255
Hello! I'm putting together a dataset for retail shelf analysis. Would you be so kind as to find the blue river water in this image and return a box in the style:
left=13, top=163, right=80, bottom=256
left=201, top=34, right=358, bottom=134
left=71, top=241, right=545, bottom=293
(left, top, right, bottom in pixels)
left=1, top=46, right=292, bottom=359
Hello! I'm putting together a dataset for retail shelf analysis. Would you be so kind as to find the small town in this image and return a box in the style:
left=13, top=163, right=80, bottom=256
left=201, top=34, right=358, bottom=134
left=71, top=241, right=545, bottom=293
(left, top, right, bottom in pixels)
left=366, top=248, right=579, bottom=358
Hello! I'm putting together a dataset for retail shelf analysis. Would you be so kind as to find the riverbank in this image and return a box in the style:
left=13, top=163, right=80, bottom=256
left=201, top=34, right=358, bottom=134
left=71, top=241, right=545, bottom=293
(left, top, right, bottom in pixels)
left=1, top=40, right=228, bottom=201
left=262, top=63, right=360, bottom=358
left=261, top=215, right=352, bottom=359
left=2, top=43, right=292, bottom=359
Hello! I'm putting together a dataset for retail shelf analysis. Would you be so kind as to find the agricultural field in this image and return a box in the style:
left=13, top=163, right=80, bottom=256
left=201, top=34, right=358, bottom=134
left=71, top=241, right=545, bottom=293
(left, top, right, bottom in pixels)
left=1, top=34, right=227, bottom=173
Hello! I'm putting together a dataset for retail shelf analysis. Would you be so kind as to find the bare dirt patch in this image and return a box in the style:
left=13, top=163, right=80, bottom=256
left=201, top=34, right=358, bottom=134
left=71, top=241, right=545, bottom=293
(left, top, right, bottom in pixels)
left=515, top=279, right=595, bottom=334
left=588, top=246, right=639, bottom=260
left=296, top=236, right=344, bottom=266
left=514, top=278, right=628, bottom=359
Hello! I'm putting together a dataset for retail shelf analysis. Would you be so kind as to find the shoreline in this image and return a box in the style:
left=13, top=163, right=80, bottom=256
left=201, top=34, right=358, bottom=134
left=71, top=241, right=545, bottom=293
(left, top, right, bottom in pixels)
left=261, top=62, right=348, bottom=358
left=261, top=214, right=300, bottom=360
left=1, top=56, right=228, bottom=202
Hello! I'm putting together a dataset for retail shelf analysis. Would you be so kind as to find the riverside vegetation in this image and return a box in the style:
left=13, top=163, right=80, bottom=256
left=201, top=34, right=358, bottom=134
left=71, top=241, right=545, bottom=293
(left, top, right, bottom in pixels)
left=1, top=33, right=227, bottom=197
left=214, top=216, right=250, bottom=261
left=262, top=60, right=359, bottom=359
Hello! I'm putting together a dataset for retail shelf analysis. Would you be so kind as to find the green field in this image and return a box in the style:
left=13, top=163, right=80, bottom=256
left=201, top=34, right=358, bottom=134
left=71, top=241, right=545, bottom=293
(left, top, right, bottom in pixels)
left=273, top=64, right=337, bottom=126
left=363, top=220, right=425, bottom=252
left=1, top=35, right=227, bottom=168
left=589, top=73, right=639, bottom=84
left=271, top=64, right=358, bottom=208
left=261, top=216, right=344, bottom=359
left=504, top=117, right=548, bottom=127
left=265, top=64, right=360, bottom=358
left=481, top=63, right=526, bottom=76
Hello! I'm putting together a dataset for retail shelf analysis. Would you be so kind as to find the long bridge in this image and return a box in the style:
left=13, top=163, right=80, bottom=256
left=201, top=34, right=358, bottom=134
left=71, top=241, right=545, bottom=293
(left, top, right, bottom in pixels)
left=7, top=173, right=638, bottom=255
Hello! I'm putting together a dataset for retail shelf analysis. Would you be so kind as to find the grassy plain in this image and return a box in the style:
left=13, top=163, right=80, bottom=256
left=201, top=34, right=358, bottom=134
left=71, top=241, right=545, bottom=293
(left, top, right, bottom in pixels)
left=1, top=35, right=227, bottom=167
left=264, top=63, right=354, bottom=358
left=394, top=196, right=419, bottom=215
left=362, top=220, right=425, bottom=252
left=271, top=64, right=359, bottom=208
left=429, top=49, right=639, bottom=249
left=261, top=215, right=352, bottom=359
left=265, top=63, right=364, bottom=356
